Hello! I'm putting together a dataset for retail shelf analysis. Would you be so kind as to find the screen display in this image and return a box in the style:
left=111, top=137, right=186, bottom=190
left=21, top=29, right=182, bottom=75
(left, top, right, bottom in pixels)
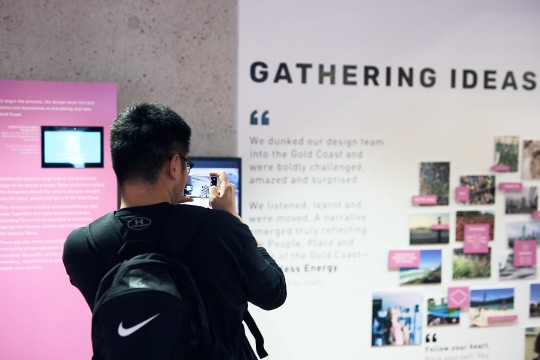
left=184, top=157, right=242, bottom=215
left=41, top=126, right=104, bottom=168
left=184, top=175, right=218, bottom=198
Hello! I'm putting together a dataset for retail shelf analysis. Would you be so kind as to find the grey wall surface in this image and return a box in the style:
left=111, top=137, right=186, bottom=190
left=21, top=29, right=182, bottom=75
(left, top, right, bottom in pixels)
left=0, top=0, right=237, bottom=156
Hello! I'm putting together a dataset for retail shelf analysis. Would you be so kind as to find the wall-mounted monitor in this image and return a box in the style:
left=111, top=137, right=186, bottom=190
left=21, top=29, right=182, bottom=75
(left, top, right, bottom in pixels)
left=41, top=126, right=104, bottom=168
left=186, top=157, right=242, bottom=215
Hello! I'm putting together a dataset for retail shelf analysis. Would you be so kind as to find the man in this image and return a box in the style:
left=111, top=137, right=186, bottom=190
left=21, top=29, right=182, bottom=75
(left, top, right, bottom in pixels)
left=63, top=102, right=287, bottom=359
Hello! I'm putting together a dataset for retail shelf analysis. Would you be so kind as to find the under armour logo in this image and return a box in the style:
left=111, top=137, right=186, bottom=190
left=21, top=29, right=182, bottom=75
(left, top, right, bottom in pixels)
left=127, top=217, right=152, bottom=230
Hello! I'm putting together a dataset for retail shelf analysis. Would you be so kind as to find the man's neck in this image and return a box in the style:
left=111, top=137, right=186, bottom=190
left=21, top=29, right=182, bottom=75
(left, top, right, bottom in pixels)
left=119, top=181, right=171, bottom=209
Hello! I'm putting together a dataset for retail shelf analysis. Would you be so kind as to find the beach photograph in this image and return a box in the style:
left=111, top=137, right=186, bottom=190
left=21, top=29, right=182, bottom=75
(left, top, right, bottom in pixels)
left=400, top=249, right=442, bottom=285
left=469, top=288, right=516, bottom=327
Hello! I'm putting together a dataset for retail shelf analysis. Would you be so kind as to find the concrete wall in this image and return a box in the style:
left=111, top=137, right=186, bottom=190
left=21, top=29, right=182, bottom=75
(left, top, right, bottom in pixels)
left=0, top=0, right=237, bottom=156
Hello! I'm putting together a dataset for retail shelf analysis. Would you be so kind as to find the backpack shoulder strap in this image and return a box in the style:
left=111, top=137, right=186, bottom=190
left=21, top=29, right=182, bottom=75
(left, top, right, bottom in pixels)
left=244, top=310, right=268, bottom=358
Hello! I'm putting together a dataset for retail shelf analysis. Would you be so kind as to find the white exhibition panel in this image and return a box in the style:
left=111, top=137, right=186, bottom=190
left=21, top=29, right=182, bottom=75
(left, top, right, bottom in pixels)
left=238, top=1, right=540, bottom=359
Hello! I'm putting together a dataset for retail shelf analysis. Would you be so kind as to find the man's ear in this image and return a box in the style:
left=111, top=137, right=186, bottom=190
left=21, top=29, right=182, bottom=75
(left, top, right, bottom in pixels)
left=166, top=153, right=180, bottom=180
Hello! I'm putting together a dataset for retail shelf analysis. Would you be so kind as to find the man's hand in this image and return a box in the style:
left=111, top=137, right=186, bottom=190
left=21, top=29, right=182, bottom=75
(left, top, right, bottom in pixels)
left=209, top=171, right=241, bottom=221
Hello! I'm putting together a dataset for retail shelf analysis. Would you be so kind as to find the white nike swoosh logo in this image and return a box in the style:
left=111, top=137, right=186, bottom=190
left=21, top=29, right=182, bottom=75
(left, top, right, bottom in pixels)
left=118, top=313, right=160, bottom=337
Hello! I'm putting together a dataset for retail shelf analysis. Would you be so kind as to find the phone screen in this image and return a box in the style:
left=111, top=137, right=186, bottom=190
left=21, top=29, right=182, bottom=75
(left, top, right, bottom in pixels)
left=184, top=175, right=217, bottom=198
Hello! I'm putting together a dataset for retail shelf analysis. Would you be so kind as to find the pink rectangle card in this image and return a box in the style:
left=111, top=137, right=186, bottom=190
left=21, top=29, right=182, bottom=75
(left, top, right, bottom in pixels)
left=431, top=224, right=449, bottom=231
left=455, top=187, right=469, bottom=203
left=499, top=182, right=523, bottom=192
left=412, top=195, right=437, bottom=206
left=464, top=224, right=490, bottom=254
left=448, top=287, right=469, bottom=308
left=487, top=315, right=518, bottom=324
left=491, top=164, right=510, bottom=172
left=514, top=240, right=537, bottom=267
left=388, top=250, right=420, bottom=269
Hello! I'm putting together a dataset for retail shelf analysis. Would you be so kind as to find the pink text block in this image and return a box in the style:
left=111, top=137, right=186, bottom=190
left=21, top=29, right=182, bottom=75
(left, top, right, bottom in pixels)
left=388, top=250, right=420, bottom=269
left=514, top=240, right=537, bottom=267
left=412, top=195, right=437, bottom=206
left=491, top=164, right=510, bottom=172
left=487, top=315, right=518, bottom=324
left=464, top=224, right=490, bottom=254
left=432, top=224, right=449, bottom=231
left=455, top=187, right=469, bottom=202
left=499, top=182, right=523, bottom=192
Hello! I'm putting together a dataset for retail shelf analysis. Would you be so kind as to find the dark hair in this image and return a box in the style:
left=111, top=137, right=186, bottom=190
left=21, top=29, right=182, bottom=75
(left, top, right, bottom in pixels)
left=110, top=102, right=191, bottom=187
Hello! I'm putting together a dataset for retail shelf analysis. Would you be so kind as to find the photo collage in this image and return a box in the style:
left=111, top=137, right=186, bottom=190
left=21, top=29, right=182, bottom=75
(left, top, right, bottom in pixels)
left=372, top=137, right=540, bottom=353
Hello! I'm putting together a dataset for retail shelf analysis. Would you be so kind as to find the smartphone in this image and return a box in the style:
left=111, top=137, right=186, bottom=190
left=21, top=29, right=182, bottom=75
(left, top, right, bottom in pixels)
left=184, top=175, right=218, bottom=198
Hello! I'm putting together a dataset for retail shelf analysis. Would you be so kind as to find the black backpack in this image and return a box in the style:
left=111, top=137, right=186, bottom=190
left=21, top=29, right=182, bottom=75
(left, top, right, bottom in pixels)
left=85, top=209, right=244, bottom=360
left=86, top=210, right=268, bottom=360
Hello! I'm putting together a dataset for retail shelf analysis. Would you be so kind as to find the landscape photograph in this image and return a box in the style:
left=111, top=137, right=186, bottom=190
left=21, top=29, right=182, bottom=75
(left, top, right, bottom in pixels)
left=409, top=213, right=450, bottom=245
left=400, top=250, right=442, bottom=285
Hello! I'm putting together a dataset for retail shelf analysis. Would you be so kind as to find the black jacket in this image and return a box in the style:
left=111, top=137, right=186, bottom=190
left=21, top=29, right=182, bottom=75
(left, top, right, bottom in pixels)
left=63, top=202, right=287, bottom=359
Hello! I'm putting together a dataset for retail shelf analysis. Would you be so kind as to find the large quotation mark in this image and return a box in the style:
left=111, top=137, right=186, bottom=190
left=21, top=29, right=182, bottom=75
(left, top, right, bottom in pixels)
left=250, top=110, right=270, bottom=125
left=425, top=333, right=438, bottom=343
